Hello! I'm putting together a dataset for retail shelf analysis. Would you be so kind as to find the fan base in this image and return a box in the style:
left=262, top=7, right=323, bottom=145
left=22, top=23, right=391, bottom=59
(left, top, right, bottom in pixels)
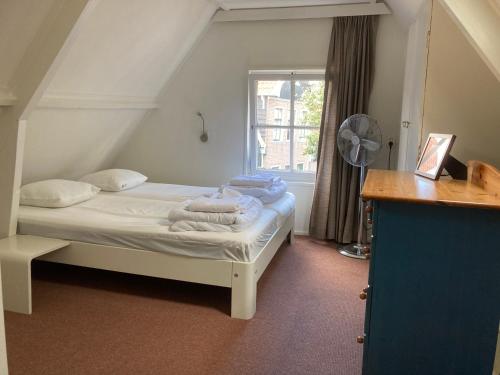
left=338, top=243, right=370, bottom=260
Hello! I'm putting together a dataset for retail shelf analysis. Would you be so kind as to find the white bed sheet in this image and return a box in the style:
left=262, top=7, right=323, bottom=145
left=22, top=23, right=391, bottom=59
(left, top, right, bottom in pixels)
left=103, top=182, right=217, bottom=202
left=108, top=182, right=295, bottom=226
left=18, top=192, right=295, bottom=262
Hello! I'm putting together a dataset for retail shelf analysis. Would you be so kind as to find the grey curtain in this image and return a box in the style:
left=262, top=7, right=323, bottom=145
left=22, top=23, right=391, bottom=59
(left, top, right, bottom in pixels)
left=309, top=16, right=377, bottom=243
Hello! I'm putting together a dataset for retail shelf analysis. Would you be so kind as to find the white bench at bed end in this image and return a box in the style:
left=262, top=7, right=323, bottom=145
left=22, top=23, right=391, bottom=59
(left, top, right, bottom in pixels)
left=0, top=235, right=70, bottom=314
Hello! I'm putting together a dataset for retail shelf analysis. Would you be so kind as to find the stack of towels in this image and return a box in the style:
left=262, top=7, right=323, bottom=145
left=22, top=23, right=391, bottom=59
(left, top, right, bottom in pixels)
left=224, top=173, right=287, bottom=204
left=168, top=189, right=262, bottom=232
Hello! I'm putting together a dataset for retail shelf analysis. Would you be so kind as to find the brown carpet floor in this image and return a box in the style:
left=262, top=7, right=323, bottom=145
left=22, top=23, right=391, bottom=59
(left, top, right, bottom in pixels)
left=4, top=236, right=368, bottom=375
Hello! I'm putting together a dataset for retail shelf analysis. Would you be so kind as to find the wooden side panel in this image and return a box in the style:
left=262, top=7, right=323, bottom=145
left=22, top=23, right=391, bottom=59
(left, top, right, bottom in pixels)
left=364, top=201, right=500, bottom=375
left=467, top=160, right=500, bottom=195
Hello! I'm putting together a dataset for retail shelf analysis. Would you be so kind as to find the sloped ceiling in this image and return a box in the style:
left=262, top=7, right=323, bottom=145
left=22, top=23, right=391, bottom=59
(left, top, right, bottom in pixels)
left=45, top=0, right=217, bottom=98
left=0, top=0, right=59, bottom=101
left=439, top=0, right=500, bottom=81
left=22, top=0, right=217, bottom=183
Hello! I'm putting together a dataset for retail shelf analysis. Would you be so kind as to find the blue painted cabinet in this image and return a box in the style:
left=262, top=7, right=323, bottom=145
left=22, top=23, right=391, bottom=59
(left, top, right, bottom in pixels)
left=362, top=201, right=500, bottom=375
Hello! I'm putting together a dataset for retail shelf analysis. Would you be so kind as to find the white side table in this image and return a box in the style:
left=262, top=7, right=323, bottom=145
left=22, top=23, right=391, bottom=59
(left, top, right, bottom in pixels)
left=0, top=235, right=69, bottom=314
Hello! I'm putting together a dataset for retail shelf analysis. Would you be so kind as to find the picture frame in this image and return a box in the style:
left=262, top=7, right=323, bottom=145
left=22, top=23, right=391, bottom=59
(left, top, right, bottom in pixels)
left=415, top=133, right=456, bottom=180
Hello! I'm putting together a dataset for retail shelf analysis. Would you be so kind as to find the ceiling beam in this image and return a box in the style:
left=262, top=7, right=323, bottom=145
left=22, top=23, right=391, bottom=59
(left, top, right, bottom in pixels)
left=213, top=0, right=229, bottom=10
left=0, top=86, right=17, bottom=106
left=218, top=1, right=372, bottom=9
left=213, top=2, right=391, bottom=22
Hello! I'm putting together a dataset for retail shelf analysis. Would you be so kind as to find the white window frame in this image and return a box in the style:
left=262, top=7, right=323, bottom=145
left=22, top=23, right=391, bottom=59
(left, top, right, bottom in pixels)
left=247, top=70, right=324, bottom=182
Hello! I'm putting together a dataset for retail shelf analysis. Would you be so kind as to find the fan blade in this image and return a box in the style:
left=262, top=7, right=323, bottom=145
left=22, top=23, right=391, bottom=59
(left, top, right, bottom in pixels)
left=357, top=117, right=370, bottom=137
left=350, top=144, right=361, bottom=163
left=340, top=128, right=354, bottom=141
left=361, top=139, right=380, bottom=151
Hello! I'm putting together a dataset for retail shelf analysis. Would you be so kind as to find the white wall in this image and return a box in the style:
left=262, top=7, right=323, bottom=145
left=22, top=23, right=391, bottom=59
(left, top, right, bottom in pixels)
left=23, top=109, right=145, bottom=183
left=397, top=0, right=431, bottom=171
left=22, top=0, right=216, bottom=184
left=114, top=15, right=407, bottom=234
left=369, top=15, right=408, bottom=171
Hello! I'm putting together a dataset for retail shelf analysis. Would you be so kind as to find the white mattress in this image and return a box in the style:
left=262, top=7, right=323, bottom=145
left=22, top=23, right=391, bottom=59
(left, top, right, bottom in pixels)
left=17, top=183, right=295, bottom=262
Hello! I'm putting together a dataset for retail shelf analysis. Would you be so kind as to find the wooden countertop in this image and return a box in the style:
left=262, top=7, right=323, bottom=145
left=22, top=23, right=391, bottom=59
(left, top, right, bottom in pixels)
left=362, top=169, right=500, bottom=210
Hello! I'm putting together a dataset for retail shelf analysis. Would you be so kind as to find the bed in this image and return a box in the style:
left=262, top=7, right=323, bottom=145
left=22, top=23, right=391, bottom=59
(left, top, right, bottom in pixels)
left=17, top=183, right=296, bottom=319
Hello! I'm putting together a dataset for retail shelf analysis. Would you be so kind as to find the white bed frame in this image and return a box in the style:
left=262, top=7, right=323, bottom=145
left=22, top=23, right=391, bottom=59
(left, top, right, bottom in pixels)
left=37, top=211, right=295, bottom=319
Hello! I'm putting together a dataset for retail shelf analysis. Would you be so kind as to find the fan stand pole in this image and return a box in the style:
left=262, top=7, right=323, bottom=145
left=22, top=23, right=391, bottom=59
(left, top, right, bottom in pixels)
left=338, top=165, right=370, bottom=260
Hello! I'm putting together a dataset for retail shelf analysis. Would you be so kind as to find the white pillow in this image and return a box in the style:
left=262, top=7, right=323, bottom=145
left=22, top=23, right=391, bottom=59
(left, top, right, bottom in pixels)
left=20, top=179, right=100, bottom=208
left=79, top=169, right=147, bottom=192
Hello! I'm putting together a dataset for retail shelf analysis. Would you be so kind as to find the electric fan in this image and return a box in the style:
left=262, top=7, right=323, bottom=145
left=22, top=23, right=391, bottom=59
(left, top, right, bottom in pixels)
left=337, top=114, right=382, bottom=259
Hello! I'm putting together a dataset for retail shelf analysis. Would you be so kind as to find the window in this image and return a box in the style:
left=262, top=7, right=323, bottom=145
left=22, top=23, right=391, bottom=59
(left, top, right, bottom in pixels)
left=274, top=108, right=283, bottom=125
left=272, top=128, right=281, bottom=141
left=248, top=71, right=324, bottom=180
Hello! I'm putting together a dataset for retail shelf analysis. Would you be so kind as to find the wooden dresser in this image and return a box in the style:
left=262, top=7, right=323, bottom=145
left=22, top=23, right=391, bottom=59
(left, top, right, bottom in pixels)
left=360, top=169, right=500, bottom=375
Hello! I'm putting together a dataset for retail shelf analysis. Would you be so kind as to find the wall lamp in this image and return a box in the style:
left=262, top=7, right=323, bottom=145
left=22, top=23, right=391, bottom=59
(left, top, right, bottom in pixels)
left=196, top=111, right=208, bottom=143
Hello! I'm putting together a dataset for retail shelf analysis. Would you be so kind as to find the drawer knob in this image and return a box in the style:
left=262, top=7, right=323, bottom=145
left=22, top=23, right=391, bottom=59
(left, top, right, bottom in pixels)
left=357, top=336, right=365, bottom=344
left=365, top=206, right=373, bottom=213
left=367, top=219, right=373, bottom=225
left=359, top=291, right=367, bottom=300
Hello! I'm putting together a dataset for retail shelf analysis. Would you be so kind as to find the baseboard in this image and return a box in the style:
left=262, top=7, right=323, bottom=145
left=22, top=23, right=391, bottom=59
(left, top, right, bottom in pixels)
left=294, top=230, right=309, bottom=236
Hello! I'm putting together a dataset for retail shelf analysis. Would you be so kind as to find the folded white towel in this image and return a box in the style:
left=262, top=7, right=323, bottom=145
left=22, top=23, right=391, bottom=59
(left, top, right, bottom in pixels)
left=221, top=180, right=287, bottom=204
left=186, top=196, right=240, bottom=213
left=229, top=173, right=279, bottom=188
left=186, top=189, right=248, bottom=213
left=168, top=196, right=262, bottom=232
left=258, top=173, right=282, bottom=184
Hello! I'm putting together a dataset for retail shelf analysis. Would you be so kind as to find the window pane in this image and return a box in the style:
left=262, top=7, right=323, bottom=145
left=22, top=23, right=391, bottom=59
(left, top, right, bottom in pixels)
left=256, top=80, right=291, bottom=126
left=293, top=127, right=319, bottom=173
left=294, top=80, right=324, bottom=127
left=256, top=127, right=291, bottom=171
